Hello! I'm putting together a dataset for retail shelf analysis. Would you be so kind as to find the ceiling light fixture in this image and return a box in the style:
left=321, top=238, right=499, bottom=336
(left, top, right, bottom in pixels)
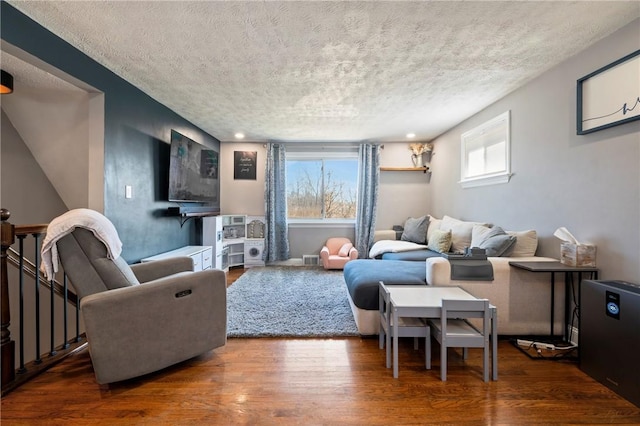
left=406, top=133, right=416, bottom=139
left=234, top=132, right=245, bottom=140
left=1, top=70, right=14, bottom=94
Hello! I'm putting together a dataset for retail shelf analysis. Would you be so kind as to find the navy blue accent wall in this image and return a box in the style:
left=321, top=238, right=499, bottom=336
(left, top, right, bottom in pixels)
left=1, top=2, right=220, bottom=262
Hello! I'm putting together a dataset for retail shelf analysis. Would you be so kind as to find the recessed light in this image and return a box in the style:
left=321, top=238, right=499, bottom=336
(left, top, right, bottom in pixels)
left=234, top=133, right=245, bottom=140
left=406, top=133, right=416, bottom=139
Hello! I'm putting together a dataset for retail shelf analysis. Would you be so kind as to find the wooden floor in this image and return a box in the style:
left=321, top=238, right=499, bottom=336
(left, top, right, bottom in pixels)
left=2, top=268, right=639, bottom=425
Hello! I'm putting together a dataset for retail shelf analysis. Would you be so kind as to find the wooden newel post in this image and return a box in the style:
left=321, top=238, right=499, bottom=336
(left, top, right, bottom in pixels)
left=1, top=208, right=16, bottom=386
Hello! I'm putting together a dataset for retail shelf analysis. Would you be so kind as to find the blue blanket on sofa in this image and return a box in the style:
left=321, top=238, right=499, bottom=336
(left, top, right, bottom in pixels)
left=380, top=249, right=442, bottom=261
left=343, top=260, right=427, bottom=310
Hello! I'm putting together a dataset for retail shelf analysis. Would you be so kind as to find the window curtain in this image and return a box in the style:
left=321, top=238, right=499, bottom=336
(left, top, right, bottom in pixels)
left=355, top=144, right=380, bottom=258
left=264, top=143, right=290, bottom=262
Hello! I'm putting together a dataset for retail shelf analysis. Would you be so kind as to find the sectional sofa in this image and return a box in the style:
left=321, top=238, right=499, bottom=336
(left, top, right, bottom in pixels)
left=344, top=215, right=565, bottom=336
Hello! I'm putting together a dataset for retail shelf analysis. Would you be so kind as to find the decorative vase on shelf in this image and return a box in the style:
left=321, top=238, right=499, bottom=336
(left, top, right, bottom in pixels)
left=409, top=142, right=432, bottom=168
left=411, top=153, right=423, bottom=168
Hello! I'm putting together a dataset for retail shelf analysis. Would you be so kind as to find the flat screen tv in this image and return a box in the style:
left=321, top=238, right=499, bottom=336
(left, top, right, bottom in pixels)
left=168, top=130, right=219, bottom=205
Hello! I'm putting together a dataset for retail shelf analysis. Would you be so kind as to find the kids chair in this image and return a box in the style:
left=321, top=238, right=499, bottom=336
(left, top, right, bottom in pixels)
left=320, top=237, right=358, bottom=270
left=379, top=281, right=431, bottom=378
left=429, top=299, right=492, bottom=382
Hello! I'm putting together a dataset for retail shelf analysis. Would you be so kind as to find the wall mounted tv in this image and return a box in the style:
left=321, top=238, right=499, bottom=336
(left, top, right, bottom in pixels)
left=168, top=130, right=220, bottom=208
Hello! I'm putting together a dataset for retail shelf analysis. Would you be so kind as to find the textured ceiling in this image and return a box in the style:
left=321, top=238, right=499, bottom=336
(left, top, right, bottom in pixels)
left=0, top=51, right=85, bottom=94
left=4, top=1, right=640, bottom=142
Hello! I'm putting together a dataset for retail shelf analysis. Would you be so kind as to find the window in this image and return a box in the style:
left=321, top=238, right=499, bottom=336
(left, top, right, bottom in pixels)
left=460, top=111, right=512, bottom=188
left=286, top=148, right=358, bottom=221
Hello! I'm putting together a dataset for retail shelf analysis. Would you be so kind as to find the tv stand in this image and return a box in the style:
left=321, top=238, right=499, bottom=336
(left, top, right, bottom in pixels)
left=141, top=246, right=213, bottom=272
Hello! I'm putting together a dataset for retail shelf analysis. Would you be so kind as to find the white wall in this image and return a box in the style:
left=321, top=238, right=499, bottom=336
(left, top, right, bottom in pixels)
left=428, top=19, right=640, bottom=281
left=376, top=142, right=432, bottom=229
left=2, top=84, right=104, bottom=211
left=220, top=141, right=267, bottom=216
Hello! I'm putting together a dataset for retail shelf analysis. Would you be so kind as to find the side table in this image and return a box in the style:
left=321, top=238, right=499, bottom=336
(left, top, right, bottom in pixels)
left=509, top=261, right=599, bottom=343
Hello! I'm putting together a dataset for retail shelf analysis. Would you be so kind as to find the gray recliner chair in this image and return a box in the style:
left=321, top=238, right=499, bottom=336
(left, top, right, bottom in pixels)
left=56, top=227, right=227, bottom=385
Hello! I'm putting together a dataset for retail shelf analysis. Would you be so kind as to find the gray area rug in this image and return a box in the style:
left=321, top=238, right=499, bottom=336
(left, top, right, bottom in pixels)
left=227, top=266, right=359, bottom=337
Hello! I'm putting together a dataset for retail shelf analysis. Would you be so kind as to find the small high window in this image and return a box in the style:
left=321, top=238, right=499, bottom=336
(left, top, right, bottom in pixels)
left=460, top=111, right=512, bottom=188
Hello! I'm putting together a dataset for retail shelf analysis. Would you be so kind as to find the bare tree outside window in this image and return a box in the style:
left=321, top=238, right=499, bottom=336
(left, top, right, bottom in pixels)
left=287, top=159, right=357, bottom=220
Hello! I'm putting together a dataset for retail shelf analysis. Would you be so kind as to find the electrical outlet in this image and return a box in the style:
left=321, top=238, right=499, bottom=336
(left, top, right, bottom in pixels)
left=125, top=185, right=132, bottom=199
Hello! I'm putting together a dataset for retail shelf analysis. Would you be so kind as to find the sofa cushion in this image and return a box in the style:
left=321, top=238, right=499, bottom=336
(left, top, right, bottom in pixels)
left=401, top=215, right=430, bottom=244
left=506, top=230, right=538, bottom=257
left=427, top=229, right=452, bottom=253
left=107, top=256, right=141, bottom=289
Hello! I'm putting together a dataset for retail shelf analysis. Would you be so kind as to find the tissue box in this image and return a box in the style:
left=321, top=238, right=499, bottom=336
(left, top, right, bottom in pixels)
left=560, top=242, right=596, bottom=267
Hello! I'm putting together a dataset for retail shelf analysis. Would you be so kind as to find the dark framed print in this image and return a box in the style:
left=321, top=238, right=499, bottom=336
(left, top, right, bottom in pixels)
left=234, top=151, right=257, bottom=180
left=577, top=49, right=640, bottom=135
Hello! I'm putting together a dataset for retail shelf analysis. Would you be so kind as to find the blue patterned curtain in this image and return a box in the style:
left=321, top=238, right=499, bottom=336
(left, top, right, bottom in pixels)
left=355, top=144, right=380, bottom=258
left=265, top=143, right=290, bottom=262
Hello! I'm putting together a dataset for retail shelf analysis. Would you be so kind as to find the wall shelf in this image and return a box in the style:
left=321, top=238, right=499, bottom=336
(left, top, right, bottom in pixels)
left=380, top=166, right=430, bottom=173
left=167, top=206, right=220, bottom=217
left=167, top=207, right=220, bottom=226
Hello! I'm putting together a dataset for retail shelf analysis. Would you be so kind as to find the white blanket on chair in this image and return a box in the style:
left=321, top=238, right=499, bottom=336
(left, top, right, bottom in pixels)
left=368, top=240, right=428, bottom=258
left=40, top=208, right=123, bottom=281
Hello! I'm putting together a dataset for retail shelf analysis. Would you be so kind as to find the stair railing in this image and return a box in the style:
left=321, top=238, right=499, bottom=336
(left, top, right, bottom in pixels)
left=1, top=208, right=87, bottom=396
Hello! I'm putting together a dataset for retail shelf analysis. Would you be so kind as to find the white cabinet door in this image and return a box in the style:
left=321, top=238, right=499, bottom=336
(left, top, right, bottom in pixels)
left=201, top=247, right=213, bottom=270
left=203, top=216, right=223, bottom=269
left=191, top=252, right=203, bottom=271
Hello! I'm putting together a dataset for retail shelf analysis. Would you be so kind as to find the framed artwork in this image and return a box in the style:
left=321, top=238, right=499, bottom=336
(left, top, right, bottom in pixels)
left=577, top=49, right=640, bottom=135
left=234, top=151, right=257, bottom=180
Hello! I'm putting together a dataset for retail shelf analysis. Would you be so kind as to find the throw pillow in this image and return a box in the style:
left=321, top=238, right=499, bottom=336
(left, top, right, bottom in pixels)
left=471, top=225, right=516, bottom=257
left=440, top=215, right=489, bottom=254
left=506, top=230, right=538, bottom=257
left=427, top=216, right=441, bottom=243
left=427, top=229, right=452, bottom=253
left=483, top=235, right=517, bottom=257
left=401, top=215, right=430, bottom=244
left=470, top=225, right=493, bottom=247
left=338, top=243, right=353, bottom=257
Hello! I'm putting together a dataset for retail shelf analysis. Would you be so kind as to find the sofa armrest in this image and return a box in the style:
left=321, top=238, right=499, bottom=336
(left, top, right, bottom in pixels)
left=320, top=246, right=330, bottom=260
left=80, top=268, right=226, bottom=384
left=426, top=256, right=558, bottom=285
left=426, top=257, right=452, bottom=285
left=130, top=256, right=193, bottom=283
left=348, top=247, right=359, bottom=260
